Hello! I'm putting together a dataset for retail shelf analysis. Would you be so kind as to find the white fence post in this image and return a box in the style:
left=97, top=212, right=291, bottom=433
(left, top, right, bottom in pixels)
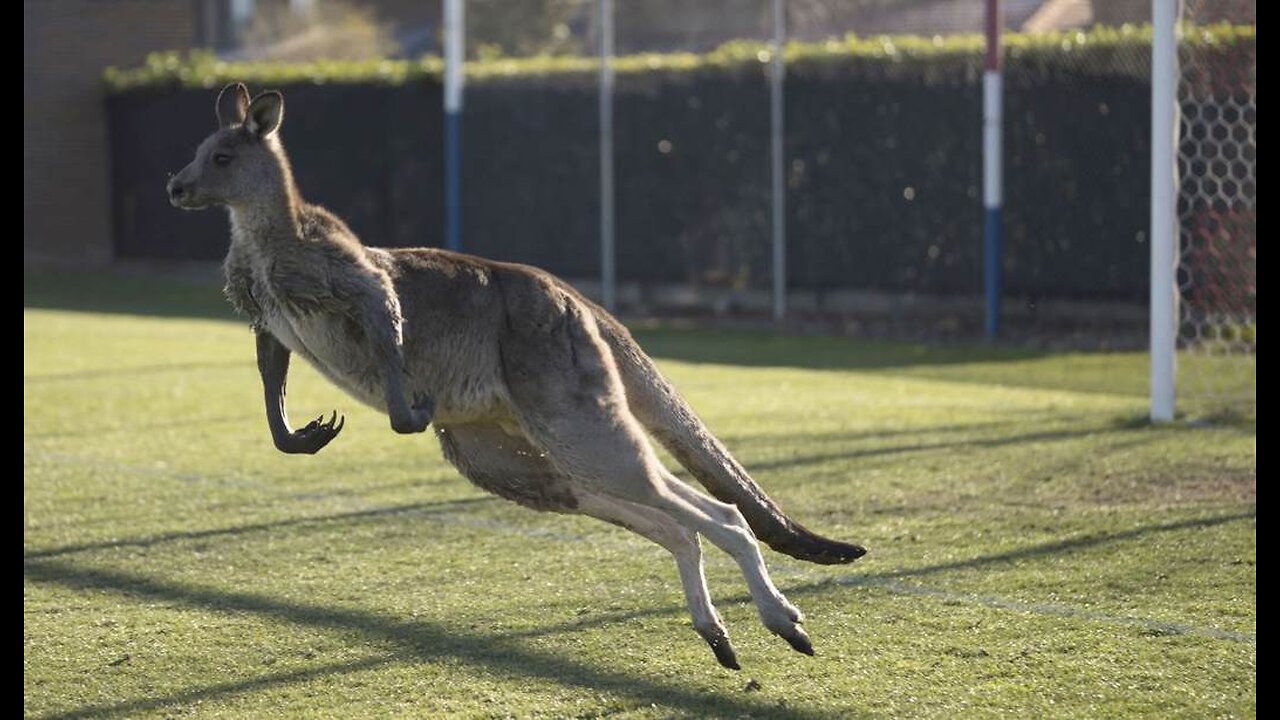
left=598, top=0, right=616, bottom=312
left=1150, top=0, right=1179, bottom=422
left=770, top=0, right=787, bottom=320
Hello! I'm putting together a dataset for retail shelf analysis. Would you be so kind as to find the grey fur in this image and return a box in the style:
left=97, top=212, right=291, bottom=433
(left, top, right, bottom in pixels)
left=215, top=82, right=249, bottom=129
left=168, top=84, right=866, bottom=668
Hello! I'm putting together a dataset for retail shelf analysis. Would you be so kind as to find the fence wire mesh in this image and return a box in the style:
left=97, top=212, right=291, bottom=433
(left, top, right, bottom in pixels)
left=103, top=0, right=1258, bottom=379
left=1176, top=0, right=1256, bottom=418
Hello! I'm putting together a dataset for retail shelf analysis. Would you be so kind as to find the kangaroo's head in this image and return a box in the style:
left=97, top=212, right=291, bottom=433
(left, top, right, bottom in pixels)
left=167, top=83, right=291, bottom=211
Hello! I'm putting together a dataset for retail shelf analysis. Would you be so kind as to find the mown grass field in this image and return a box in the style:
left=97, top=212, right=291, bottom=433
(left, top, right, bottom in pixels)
left=25, top=271, right=1255, bottom=719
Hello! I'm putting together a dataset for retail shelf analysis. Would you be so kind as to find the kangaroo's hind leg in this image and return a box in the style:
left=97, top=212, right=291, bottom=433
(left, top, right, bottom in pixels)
left=498, top=290, right=812, bottom=658
left=439, top=419, right=740, bottom=668
left=575, top=490, right=740, bottom=669
left=655, top=475, right=811, bottom=654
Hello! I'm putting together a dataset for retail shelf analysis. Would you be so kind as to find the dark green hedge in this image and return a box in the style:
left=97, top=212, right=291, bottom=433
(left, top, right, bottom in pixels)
left=106, top=25, right=1256, bottom=302
left=105, top=24, right=1253, bottom=91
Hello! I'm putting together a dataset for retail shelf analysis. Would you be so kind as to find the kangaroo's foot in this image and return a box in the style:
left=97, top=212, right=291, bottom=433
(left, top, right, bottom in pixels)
left=696, top=624, right=741, bottom=670
left=762, top=607, right=814, bottom=656
left=277, top=411, right=345, bottom=454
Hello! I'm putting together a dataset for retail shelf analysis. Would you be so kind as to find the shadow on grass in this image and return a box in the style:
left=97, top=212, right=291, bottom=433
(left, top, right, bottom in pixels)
left=499, top=510, right=1256, bottom=643
left=41, top=655, right=397, bottom=720
left=26, top=559, right=842, bottom=720
left=716, top=415, right=1077, bottom=447
left=630, top=326, right=1171, bottom=399
left=25, top=269, right=235, bottom=323
left=23, top=418, right=1119, bottom=561
left=24, top=496, right=498, bottom=561
left=30, top=415, right=1247, bottom=564
left=724, top=414, right=1257, bottom=476
left=718, top=415, right=1253, bottom=474
left=860, top=509, right=1256, bottom=582
left=740, top=423, right=1148, bottom=474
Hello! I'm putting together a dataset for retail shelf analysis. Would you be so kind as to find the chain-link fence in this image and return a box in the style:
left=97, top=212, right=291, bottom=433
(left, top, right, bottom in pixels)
left=459, top=0, right=1171, bottom=335
left=463, top=0, right=783, bottom=312
left=104, top=0, right=1258, bottom=378
left=1000, top=16, right=1153, bottom=342
left=1176, top=0, right=1256, bottom=418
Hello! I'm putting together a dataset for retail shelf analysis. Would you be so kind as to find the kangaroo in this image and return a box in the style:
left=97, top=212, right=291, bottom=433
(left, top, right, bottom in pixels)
left=167, top=83, right=866, bottom=669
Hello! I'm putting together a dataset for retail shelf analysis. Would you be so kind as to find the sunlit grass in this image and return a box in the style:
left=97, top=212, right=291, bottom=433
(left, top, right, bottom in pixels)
left=24, top=274, right=1254, bottom=719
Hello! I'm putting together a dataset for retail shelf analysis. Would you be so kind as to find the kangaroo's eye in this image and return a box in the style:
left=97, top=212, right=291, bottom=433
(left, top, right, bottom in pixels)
left=213, top=153, right=233, bottom=167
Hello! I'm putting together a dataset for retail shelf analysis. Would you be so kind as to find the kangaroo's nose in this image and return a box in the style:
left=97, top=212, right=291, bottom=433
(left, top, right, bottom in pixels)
left=168, top=180, right=186, bottom=200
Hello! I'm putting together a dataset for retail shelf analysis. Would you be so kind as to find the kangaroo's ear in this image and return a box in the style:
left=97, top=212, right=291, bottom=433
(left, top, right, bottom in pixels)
left=246, top=91, right=284, bottom=138
left=216, top=82, right=250, bottom=128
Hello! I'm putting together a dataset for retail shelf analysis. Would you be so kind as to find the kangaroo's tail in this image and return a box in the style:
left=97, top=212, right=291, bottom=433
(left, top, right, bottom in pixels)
left=596, top=316, right=867, bottom=565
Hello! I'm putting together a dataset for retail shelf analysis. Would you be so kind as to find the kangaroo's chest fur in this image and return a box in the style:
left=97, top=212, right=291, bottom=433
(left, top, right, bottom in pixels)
left=231, top=242, right=387, bottom=410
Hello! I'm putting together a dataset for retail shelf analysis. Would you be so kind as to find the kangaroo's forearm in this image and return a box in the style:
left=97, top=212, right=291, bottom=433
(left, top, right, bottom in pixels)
left=353, top=290, right=433, bottom=433
left=256, top=331, right=296, bottom=446
left=347, top=281, right=428, bottom=427
left=380, top=357, right=412, bottom=413
left=357, top=305, right=411, bottom=412
left=256, top=330, right=343, bottom=453
left=372, top=323, right=433, bottom=432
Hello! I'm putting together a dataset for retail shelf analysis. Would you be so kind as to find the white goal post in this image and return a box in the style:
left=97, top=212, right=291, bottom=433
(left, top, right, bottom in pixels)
left=1150, top=0, right=1179, bottom=421
left=1151, top=0, right=1257, bottom=422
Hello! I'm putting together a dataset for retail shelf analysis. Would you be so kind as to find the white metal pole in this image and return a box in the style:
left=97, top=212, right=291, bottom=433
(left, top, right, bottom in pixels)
left=443, top=0, right=465, bottom=251
left=599, top=0, right=616, bottom=312
left=1150, top=0, right=1179, bottom=422
left=770, top=0, right=787, bottom=320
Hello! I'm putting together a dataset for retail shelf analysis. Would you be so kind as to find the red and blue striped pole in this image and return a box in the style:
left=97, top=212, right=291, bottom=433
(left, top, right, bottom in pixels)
left=983, top=0, right=1003, bottom=339
left=443, top=0, right=465, bottom=252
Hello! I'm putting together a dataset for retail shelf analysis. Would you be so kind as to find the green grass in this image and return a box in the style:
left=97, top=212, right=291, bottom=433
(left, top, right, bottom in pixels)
left=24, top=272, right=1255, bottom=718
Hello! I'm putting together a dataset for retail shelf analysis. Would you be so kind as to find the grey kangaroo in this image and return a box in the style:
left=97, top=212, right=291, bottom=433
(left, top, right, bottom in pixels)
left=167, top=83, right=866, bottom=669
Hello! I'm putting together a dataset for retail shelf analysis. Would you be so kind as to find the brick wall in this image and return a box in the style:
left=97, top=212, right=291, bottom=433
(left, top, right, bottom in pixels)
left=24, top=0, right=196, bottom=266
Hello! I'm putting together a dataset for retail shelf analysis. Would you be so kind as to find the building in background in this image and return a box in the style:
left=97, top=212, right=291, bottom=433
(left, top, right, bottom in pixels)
left=25, top=1, right=199, bottom=266
left=22, top=0, right=434, bottom=267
